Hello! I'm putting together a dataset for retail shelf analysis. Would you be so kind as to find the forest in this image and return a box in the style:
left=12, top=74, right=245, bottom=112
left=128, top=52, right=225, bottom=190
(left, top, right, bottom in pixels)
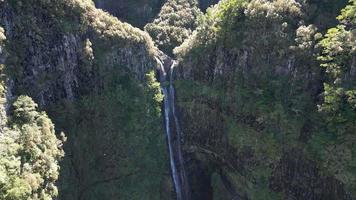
left=0, top=0, right=355, bottom=199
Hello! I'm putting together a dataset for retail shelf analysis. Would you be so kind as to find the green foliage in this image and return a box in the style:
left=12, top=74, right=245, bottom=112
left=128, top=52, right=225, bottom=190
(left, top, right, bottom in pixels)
left=0, top=96, right=65, bottom=200
left=338, top=0, right=356, bottom=25
left=174, top=0, right=355, bottom=198
left=3, top=0, right=355, bottom=199
left=175, top=0, right=301, bottom=57
left=315, top=0, right=356, bottom=193
left=12, top=96, right=38, bottom=124
left=145, top=0, right=202, bottom=55
left=294, top=25, right=320, bottom=51
left=49, top=66, right=166, bottom=200
left=146, top=70, right=164, bottom=115
left=3, top=0, right=166, bottom=198
left=5, top=0, right=155, bottom=76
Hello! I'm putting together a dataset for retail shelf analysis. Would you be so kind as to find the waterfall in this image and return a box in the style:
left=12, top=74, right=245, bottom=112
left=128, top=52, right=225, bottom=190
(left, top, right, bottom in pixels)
left=155, top=57, right=189, bottom=200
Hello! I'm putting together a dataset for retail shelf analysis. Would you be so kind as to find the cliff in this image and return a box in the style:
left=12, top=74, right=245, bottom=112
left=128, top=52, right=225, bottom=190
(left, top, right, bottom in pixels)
left=174, top=0, right=354, bottom=199
left=0, top=0, right=355, bottom=199
left=0, top=0, right=168, bottom=199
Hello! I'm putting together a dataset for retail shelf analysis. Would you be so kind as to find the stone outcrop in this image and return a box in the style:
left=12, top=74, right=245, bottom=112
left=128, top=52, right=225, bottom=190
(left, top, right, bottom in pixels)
left=0, top=0, right=157, bottom=107
left=0, top=1, right=166, bottom=200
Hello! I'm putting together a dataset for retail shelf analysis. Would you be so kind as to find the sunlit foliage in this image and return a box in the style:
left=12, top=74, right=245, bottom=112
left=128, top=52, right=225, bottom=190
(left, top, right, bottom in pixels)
left=316, top=0, right=356, bottom=193
left=0, top=96, right=65, bottom=200
left=145, top=0, right=202, bottom=55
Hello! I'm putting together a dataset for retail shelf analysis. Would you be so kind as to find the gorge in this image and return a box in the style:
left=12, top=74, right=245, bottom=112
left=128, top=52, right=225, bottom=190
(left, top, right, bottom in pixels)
left=0, top=0, right=355, bottom=200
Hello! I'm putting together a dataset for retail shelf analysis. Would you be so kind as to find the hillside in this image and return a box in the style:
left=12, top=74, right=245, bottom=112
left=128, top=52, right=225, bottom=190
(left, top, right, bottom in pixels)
left=0, top=0, right=355, bottom=200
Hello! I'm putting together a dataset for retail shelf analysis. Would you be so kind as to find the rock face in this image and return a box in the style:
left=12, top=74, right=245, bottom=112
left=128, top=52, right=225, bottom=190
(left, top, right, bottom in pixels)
left=1, top=1, right=156, bottom=107
left=270, top=152, right=348, bottom=200
left=12, top=31, right=81, bottom=106
left=173, top=0, right=353, bottom=199
left=1, top=0, right=355, bottom=199
left=0, top=1, right=167, bottom=199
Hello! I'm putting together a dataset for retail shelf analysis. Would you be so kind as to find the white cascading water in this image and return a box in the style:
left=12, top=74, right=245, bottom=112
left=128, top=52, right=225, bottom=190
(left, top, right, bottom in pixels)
left=155, top=57, right=189, bottom=200
left=170, top=61, right=189, bottom=200
left=156, top=57, right=182, bottom=200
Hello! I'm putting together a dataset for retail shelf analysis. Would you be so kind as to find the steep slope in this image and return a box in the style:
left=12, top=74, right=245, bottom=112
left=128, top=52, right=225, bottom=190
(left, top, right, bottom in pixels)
left=174, top=0, right=354, bottom=199
left=2, top=0, right=157, bottom=106
left=1, top=0, right=354, bottom=199
left=1, top=25, right=65, bottom=200
left=0, top=0, right=169, bottom=199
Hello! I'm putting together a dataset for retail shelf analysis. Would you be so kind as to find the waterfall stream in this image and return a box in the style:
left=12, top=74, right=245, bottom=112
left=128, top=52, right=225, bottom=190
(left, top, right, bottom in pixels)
left=155, top=57, right=189, bottom=200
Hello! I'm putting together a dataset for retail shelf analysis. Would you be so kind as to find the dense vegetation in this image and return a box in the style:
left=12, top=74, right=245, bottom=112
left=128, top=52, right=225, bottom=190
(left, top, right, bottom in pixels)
left=0, top=96, right=65, bottom=200
left=0, top=20, right=64, bottom=200
left=145, top=0, right=202, bottom=55
left=0, top=0, right=355, bottom=199
left=317, top=0, right=356, bottom=192
left=1, top=0, right=166, bottom=199
left=52, top=69, right=166, bottom=200
left=174, top=0, right=355, bottom=199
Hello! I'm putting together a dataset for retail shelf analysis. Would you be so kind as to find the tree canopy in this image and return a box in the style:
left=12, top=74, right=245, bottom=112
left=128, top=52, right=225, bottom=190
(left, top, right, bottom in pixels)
left=0, top=96, right=65, bottom=200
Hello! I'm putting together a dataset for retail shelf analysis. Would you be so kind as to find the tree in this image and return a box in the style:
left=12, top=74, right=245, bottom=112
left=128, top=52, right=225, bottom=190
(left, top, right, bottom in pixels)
left=0, top=96, right=65, bottom=200
left=145, top=0, right=202, bottom=55
left=316, top=0, right=356, bottom=194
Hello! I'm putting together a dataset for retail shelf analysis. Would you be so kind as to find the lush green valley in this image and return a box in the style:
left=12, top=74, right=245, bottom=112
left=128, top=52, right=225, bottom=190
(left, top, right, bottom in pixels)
left=0, top=0, right=355, bottom=199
